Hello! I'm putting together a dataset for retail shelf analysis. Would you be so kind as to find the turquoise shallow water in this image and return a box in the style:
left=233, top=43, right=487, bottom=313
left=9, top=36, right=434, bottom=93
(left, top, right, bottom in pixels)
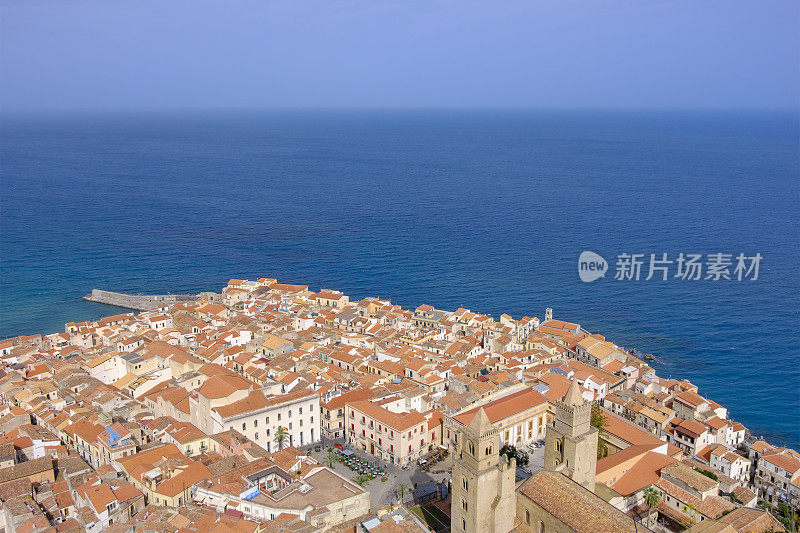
left=1, top=110, right=798, bottom=447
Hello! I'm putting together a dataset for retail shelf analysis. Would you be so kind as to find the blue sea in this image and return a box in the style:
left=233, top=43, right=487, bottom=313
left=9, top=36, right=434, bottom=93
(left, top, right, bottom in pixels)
left=1, top=110, right=798, bottom=447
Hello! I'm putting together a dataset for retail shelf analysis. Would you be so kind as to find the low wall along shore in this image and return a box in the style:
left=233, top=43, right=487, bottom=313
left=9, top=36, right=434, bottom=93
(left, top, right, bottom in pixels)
left=83, top=289, right=203, bottom=311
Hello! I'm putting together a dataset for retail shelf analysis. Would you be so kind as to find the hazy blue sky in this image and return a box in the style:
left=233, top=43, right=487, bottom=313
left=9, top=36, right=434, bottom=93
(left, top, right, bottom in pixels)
left=2, top=0, right=798, bottom=112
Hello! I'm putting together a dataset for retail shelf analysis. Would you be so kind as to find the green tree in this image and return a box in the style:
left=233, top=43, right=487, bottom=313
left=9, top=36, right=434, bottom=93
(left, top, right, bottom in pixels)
left=395, top=481, right=410, bottom=505
left=499, top=444, right=529, bottom=466
left=591, top=404, right=609, bottom=459
left=327, top=450, right=337, bottom=468
left=353, top=473, right=370, bottom=487
left=681, top=504, right=698, bottom=532
left=773, top=500, right=800, bottom=532
left=274, top=426, right=289, bottom=450
left=590, top=403, right=607, bottom=429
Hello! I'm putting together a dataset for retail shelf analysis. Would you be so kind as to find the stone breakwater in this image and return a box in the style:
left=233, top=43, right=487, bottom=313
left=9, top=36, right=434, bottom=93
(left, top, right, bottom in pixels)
left=82, top=289, right=205, bottom=311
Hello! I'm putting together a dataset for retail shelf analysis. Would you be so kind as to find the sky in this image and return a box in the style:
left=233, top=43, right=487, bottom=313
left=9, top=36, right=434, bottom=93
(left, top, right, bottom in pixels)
left=1, top=0, right=798, bottom=112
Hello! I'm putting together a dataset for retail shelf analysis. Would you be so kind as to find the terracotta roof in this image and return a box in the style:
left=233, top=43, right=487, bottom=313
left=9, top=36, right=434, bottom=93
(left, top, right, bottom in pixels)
left=197, top=374, right=253, bottom=400
left=518, top=471, right=643, bottom=533
left=215, top=389, right=318, bottom=419
left=454, top=388, right=547, bottom=426
left=348, top=400, right=427, bottom=431
left=321, top=388, right=375, bottom=410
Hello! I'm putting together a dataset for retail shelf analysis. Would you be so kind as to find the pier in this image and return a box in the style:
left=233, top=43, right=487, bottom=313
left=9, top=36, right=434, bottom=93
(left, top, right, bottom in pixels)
left=83, top=289, right=205, bottom=311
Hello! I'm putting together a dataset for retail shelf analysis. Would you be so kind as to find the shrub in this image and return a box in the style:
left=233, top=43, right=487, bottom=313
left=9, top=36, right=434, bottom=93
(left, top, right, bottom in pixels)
left=693, top=467, right=718, bottom=481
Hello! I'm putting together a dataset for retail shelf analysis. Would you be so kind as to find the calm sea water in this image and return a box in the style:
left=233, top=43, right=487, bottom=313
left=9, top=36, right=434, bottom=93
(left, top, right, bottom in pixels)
left=1, top=110, right=798, bottom=447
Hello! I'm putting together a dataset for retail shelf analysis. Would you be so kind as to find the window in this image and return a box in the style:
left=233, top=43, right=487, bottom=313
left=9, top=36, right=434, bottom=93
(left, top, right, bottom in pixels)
left=539, top=520, right=545, bottom=533
left=266, top=416, right=270, bottom=424
left=254, top=420, right=258, bottom=428
left=525, top=510, right=530, bottom=525
left=468, top=441, right=475, bottom=455
left=288, top=410, right=292, bottom=418
left=462, top=477, right=468, bottom=491
left=462, top=498, right=468, bottom=511
left=289, top=423, right=292, bottom=430
left=242, top=423, right=246, bottom=431
left=299, top=407, right=303, bottom=414
left=310, top=416, right=314, bottom=423
left=255, top=432, right=259, bottom=440
left=462, top=518, right=466, bottom=531
left=278, top=413, right=281, bottom=421
left=310, top=403, right=314, bottom=411
left=299, top=419, right=303, bottom=427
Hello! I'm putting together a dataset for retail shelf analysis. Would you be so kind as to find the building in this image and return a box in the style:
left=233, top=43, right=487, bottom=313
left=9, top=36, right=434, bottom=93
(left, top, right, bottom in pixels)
left=450, top=385, right=651, bottom=533
left=345, top=397, right=431, bottom=466
left=708, top=445, right=751, bottom=484
left=450, top=407, right=516, bottom=533
left=113, top=443, right=212, bottom=507
left=192, top=386, right=321, bottom=452
left=446, top=387, right=549, bottom=451
left=320, top=387, right=375, bottom=441
left=194, top=463, right=369, bottom=531
left=754, top=446, right=800, bottom=507
left=543, top=379, right=598, bottom=489
left=516, top=470, right=650, bottom=533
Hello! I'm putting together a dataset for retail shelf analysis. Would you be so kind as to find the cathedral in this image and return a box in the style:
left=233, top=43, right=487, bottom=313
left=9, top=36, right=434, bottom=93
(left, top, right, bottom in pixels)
left=451, top=380, right=650, bottom=533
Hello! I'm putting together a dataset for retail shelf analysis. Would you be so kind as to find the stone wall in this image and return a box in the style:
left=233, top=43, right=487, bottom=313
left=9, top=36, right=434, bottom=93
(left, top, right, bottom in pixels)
left=83, top=289, right=204, bottom=311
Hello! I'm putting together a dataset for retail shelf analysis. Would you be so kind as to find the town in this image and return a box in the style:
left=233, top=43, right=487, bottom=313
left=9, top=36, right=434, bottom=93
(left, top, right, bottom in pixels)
left=0, top=278, right=797, bottom=533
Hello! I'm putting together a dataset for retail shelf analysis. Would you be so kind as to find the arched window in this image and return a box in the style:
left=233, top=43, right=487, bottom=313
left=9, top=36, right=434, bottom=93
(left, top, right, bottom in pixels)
left=462, top=518, right=467, bottom=531
left=539, top=520, right=545, bottom=533
left=462, top=498, right=468, bottom=511
left=485, top=445, right=493, bottom=456
left=462, top=477, right=468, bottom=491
left=468, top=441, right=474, bottom=455
left=525, top=510, right=530, bottom=525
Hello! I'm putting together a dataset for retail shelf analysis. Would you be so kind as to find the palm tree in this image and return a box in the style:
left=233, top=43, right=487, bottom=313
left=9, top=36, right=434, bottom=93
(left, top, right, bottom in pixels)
left=353, top=473, right=370, bottom=487
left=643, top=486, right=660, bottom=525
left=274, top=426, right=289, bottom=451
left=395, top=481, right=410, bottom=505
left=327, top=450, right=337, bottom=468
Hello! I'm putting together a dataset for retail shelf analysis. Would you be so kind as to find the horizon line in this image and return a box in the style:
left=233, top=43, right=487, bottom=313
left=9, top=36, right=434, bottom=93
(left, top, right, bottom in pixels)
left=2, top=105, right=799, bottom=117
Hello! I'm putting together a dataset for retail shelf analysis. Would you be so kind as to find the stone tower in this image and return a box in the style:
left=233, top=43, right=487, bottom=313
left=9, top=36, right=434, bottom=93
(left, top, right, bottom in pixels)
left=544, top=308, right=553, bottom=322
left=451, top=407, right=516, bottom=533
left=544, top=379, right=598, bottom=489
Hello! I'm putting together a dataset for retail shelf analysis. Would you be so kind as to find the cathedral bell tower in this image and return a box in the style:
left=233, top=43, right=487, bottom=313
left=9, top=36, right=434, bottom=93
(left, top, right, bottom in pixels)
left=544, top=379, right=598, bottom=489
left=451, top=407, right=516, bottom=533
